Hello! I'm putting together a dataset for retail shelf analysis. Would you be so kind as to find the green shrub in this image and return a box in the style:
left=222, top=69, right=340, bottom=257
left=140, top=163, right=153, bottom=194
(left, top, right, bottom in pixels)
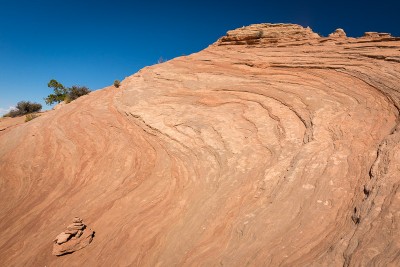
left=3, top=101, right=42, bottom=117
left=25, top=113, right=40, bottom=122
left=113, top=80, right=121, bottom=88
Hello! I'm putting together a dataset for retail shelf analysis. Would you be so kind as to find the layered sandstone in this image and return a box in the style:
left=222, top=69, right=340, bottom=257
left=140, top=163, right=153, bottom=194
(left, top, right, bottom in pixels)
left=0, top=23, right=400, bottom=266
left=52, top=217, right=94, bottom=256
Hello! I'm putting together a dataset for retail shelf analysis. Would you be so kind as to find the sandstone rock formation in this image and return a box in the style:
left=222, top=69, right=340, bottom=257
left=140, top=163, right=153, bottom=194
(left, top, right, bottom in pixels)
left=328, top=28, right=346, bottom=38
left=0, top=23, right=400, bottom=266
left=52, top=217, right=94, bottom=256
left=364, top=31, right=392, bottom=38
left=218, top=23, right=320, bottom=45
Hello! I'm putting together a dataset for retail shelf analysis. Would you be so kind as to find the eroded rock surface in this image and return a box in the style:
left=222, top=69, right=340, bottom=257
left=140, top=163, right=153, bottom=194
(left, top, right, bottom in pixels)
left=52, top=217, right=94, bottom=256
left=218, top=23, right=320, bottom=45
left=0, top=23, right=400, bottom=266
left=328, top=28, right=346, bottom=38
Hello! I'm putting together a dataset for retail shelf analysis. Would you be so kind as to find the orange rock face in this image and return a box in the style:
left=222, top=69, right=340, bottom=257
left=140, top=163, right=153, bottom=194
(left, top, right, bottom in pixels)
left=0, top=23, right=400, bottom=266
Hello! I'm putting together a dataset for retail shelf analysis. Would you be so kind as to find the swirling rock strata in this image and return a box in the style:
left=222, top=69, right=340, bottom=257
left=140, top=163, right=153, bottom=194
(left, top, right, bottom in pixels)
left=0, top=23, right=399, bottom=266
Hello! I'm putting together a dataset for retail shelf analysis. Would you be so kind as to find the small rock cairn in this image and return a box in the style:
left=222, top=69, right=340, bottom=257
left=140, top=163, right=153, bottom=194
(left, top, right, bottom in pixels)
left=52, top=217, right=94, bottom=256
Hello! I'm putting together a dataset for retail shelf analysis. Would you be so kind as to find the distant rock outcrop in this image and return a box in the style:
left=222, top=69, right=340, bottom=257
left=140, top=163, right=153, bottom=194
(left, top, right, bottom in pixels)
left=364, top=31, right=392, bottom=38
left=217, top=23, right=320, bottom=45
left=329, top=28, right=346, bottom=38
left=52, top=217, right=94, bottom=256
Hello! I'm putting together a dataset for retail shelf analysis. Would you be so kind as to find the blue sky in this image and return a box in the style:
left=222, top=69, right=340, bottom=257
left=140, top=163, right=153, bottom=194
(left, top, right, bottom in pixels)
left=1, top=0, right=399, bottom=114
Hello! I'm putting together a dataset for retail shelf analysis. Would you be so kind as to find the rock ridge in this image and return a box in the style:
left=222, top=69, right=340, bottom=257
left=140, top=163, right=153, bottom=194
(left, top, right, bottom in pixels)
left=215, top=23, right=400, bottom=46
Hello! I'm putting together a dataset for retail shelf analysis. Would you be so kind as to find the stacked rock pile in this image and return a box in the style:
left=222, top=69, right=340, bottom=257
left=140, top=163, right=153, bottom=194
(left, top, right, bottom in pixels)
left=52, top=217, right=94, bottom=256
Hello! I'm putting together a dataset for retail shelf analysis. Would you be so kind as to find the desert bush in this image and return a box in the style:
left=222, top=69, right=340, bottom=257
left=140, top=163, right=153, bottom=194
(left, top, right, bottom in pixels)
left=16, top=101, right=42, bottom=114
left=113, top=80, right=121, bottom=88
left=64, top=94, right=72, bottom=104
left=3, top=109, right=20, bottom=118
left=68, top=86, right=90, bottom=101
left=25, top=113, right=40, bottom=122
left=3, top=101, right=42, bottom=117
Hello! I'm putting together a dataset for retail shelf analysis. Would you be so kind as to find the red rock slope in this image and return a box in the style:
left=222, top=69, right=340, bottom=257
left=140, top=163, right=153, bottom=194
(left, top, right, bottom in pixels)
left=1, top=23, right=400, bottom=266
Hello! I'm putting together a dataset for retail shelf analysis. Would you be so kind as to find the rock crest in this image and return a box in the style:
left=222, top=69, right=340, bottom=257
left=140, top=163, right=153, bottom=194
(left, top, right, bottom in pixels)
left=215, top=24, right=400, bottom=47
left=216, top=23, right=320, bottom=45
left=52, top=217, right=94, bottom=256
left=364, top=31, right=392, bottom=38
left=329, top=28, right=346, bottom=38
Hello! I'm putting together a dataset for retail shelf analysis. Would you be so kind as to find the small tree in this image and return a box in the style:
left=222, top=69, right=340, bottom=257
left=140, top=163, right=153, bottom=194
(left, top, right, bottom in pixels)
left=113, top=80, right=121, bottom=88
left=45, top=79, right=68, bottom=105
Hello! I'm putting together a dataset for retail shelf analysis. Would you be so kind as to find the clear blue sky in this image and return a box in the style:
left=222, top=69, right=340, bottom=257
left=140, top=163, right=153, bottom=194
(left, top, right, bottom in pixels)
left=1, top=0, right=399, bottom=114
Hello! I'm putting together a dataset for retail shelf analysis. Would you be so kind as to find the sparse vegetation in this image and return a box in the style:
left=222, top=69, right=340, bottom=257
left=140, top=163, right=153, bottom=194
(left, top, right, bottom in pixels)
left=45, top=79, right=68, bottom=105
left=68, top=85, right=90, bottom=101
left=3, top=101, right=42, bottom=118
left=157, top=57, right=166, bottom=64
left=25, top=113, right=40, bottom=122
left=45, top=79, right=90, bottom=105
left=113, top=80, right=121, bottom=88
